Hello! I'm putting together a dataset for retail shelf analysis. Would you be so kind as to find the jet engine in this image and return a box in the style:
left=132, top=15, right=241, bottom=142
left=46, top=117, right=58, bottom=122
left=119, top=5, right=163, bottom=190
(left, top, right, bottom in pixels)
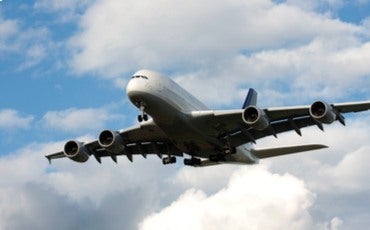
left=309, top=101, right=336, bottom=124
left=63, top=140, right=89, bottom=163
left=98, top=130, right=125, bottom=153
left=242, top=106, right=270, bottom=130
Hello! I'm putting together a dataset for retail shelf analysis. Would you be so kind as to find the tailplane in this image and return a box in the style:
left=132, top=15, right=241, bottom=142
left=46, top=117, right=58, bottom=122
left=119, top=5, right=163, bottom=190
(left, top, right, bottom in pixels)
left=251, top=144, right=328, bottom=159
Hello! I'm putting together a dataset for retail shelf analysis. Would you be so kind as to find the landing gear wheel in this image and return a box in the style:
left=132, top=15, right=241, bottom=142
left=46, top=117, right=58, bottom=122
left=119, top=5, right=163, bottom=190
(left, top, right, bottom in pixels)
left=162, top=156, right=176, bottom=165
left=138, top=115, right=143, bottom=122
left=138, top=114, right=149, bottom=122
left=143, top=114, right=148, bottom=121
left=209, top=155, right=220, bottom=162
left=184, top=157, right=201, bottom=166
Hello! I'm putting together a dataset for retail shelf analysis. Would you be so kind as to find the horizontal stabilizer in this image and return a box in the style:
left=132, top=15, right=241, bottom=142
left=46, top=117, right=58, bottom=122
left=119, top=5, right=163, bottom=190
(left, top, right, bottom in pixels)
left=251, top=144, right=328, bottom=159
left=194, top=160, right=221, bottom=167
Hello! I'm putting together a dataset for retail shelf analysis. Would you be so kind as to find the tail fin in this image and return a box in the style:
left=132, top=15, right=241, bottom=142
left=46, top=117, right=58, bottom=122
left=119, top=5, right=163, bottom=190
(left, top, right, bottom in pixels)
left=242, top=88, right=258, bottom=109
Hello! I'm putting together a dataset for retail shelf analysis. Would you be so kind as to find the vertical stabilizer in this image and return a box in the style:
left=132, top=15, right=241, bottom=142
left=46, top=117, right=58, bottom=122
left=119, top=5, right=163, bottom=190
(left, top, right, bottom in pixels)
left=242, top=88, right=258, bottom=109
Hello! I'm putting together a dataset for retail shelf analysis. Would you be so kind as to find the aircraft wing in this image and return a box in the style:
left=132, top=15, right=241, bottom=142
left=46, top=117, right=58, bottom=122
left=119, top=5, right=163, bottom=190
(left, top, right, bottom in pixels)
left=265, top=100, right=370, bottom=121
left=45, top=120, right=182, bottom=164
left=190, top=100, right=370, bottom=148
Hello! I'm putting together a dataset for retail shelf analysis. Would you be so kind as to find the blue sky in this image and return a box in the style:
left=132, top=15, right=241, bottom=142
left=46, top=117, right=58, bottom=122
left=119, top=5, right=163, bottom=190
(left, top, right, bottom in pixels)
left=1, top=0, right=370, bottom=229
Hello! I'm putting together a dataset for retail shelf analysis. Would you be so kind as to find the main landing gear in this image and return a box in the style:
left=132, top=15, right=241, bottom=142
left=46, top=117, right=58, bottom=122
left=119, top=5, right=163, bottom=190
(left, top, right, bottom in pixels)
left=184, top=157, right=201, bottom=166
left=162, top=156, right=203, bottom=166
left=162, top=156, right=176, bottom=165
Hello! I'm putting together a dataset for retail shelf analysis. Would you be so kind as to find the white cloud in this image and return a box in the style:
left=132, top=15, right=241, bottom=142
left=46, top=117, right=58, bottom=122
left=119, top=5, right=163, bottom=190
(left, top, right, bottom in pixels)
left=34, top=0, right=90, bottom=11
left=0, top=109, right=34, bottom=130
left=140, top=166, right=316, bottom=230
left=174, top=37, right=370, bottom=107
left=324, top=217, right=343, bottom=230
left=42, top=107, right=122, bottom=133
left=312, top=146, right=370, bottom=192
left=0, top=140, right=183, bottom=229
left=172, top=165, right=237, bottom=194
left=0, top=15, right=19, bottom=52
left=67, top=0, right=360, bottom=79
left=0, top=11, right=54, bottom=70
left=284, top=0, right=345, bottom=11
left=33, top=0, right=92, bottom=23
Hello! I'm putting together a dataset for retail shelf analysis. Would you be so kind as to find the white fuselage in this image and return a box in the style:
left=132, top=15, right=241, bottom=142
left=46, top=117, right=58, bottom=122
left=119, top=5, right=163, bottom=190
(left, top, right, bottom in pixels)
left=126, top=70, right=258, bottom=164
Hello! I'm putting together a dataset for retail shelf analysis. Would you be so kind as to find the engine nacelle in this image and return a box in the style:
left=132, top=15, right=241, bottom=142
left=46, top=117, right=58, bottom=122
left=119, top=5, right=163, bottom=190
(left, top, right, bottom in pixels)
left=63, top=140, right=89, bottom=163
left=309, top=100, right=336, bottom=124
left=242, top=106, right=270, bottom=130
left=98, top=130, right=125, bottom=153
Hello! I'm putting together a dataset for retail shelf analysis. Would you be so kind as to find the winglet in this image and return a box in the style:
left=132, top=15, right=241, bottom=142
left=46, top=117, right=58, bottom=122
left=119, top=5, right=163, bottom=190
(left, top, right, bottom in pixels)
left=46, top=156, right=52, bottom=164
left=242, top=88, right=258, bottom=109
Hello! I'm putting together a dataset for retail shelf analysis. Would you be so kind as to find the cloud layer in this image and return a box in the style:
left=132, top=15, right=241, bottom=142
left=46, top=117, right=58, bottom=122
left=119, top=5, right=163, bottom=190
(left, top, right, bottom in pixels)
left=0, top=109, right=34, bottom=130
left=64, top=0, right=370, bottom=109
left=70, top=0, right=360, bottom=77
left=140, top=166, right=316, bottom=230
left=42, top=107, right=123, bottom=133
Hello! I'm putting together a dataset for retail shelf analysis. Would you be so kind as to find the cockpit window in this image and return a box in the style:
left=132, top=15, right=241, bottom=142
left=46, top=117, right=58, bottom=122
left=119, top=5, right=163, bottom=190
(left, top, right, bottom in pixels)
left=131, top=75, right=148, bottom=79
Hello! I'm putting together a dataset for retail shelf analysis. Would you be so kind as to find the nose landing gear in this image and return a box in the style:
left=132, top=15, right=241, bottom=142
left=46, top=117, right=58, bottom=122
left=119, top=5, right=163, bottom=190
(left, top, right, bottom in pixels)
left=136, top=101, right=149, bottom=122
left=138, top=114, right=148, bottom=122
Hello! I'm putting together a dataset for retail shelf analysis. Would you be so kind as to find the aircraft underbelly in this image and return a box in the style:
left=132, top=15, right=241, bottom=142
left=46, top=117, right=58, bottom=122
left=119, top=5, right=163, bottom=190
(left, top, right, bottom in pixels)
left=135, top=91, right=220, bottom=157
left=157, top=121, right=218, bottom=157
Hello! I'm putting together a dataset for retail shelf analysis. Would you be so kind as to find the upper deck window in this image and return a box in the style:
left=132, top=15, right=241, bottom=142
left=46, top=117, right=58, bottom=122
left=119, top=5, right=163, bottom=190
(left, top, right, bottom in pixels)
left=131, top=75, right=148, bottom=79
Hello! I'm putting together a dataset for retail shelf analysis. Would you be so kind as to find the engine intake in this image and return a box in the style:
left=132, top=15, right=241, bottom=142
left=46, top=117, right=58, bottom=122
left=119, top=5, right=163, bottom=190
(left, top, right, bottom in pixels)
left=63, top=140, right=89, bottom=163
left=242, top=106, right=270, bottom=130
left=309, top=101, right=336, bottom=124
left=98, top=130, right=125, bottom=153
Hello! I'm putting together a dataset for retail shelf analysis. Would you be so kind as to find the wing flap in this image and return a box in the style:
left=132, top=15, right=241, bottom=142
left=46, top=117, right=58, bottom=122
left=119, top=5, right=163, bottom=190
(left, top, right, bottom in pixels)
left=87, top=141, right=183, bottom=163
left=251, top=144, right=328, bottom=159
left=228, top=116, right=316, bottom=147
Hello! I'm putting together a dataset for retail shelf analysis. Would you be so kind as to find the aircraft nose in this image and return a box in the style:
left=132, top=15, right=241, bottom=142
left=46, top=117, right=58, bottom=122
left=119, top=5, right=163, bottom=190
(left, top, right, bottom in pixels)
left=126, top=77, right=148, bottom=103
left=126, top=78, right=138, bottom=98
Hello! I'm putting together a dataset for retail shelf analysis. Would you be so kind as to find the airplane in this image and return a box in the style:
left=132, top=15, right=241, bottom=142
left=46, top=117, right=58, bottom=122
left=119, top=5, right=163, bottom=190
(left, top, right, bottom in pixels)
left=45, top=70, right=370, bottom=167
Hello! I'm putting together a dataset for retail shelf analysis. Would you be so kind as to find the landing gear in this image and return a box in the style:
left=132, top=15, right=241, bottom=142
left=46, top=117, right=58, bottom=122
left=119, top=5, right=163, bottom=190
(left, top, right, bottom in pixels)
left=224, top=135, right=236, bottom=155
left=137, top=114, right=148, bottom=122
left=162, top=156, right=176, bottom=165
left=136, top=101, right=149, bottom=122
left=209, top=154, right=224, bottom=162
left=184, top=157, right=201, bottom=166
left=224, top=147, right=236, bottom=155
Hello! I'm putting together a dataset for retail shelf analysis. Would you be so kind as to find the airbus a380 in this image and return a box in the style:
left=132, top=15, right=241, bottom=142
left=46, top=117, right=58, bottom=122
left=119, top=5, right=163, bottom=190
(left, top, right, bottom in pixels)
left=46, top=70, right=370, bottom=166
